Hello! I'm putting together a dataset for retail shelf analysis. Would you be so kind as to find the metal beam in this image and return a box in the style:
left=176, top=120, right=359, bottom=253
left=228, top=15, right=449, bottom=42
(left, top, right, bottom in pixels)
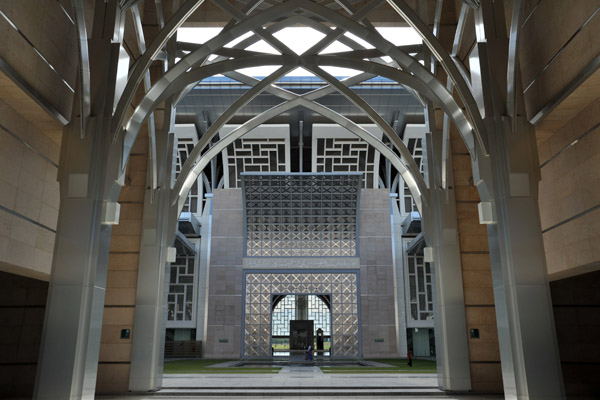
left=385, top=0, right=487, bottom=157
left=118, top=0, right=481, bottom=176
left=112, top=0, right=206, bottom=140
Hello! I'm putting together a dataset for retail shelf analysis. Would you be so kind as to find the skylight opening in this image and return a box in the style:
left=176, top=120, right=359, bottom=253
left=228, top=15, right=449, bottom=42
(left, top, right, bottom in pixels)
left=236, top=65, right=283, bottom=78
left=177, top=26, right=421, bottom=78
left=272, top=27, right=326, bottom=55
left=285, top=67, right=316, bottom=77
left=321, top=66, right=362, bottom=78
left=343, top=32, right=375, bottom=49
left=225, top=31, right=253, bottom=48
left=246, top=39, right=281, bottom=55
left=376, top=27, right=422, bottom=46
left=177, top=27, right=222, bottom=44
left=318, top=41, right=353, bottom=55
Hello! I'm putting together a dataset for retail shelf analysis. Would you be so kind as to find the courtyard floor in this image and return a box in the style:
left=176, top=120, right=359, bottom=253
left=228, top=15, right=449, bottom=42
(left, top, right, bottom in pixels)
left=97, top=358, right=503, bottom=399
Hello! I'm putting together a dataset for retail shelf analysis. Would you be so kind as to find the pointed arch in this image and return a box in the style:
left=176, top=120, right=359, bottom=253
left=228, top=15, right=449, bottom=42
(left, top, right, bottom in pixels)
left=114, top=0, right=487, bottom=179
left=171, top=96, right=427, bottom=215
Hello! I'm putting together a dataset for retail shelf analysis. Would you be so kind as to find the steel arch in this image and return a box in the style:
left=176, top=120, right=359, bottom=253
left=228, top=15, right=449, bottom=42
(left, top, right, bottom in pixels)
left=116, top=0, right=486, bottom=171
left=172, top=96, right=426, bottom=216
left=122, top=52, right=475, bottom=200
left=169, top=55, right=480, bottom=217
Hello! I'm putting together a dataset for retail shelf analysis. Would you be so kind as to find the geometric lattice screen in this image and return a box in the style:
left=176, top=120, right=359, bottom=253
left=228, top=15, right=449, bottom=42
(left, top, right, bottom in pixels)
left=220, top=124, right=291, bottom=189
left=244, top=272, right=360, bottom=357
left=242, top=173, right=362, bottom=257
left=314, top=138, right=378, bottom=189
left=225, top=137, right=288, bottom=188
left=312, top=124, right=382, bottom=189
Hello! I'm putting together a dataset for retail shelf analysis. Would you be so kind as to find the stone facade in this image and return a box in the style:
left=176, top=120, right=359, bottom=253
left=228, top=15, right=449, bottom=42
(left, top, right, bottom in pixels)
left=358, top=189, right=397, bottom=358
left=204, top=188, right=398, bottom=358
left=204, top=189, right=244, bottom=358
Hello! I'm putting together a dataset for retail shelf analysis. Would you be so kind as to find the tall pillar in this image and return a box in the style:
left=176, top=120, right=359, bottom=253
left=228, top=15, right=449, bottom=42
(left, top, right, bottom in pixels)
left=33, top=2, right=125, bottom=398
left=470, top=2, right=565, bottom=398
left=129, top=121, right=176, bottom=391
left=195, top=195, right=213, bottom=348
left=34, top=120, right=113, bottom=400
left=476, top=118, right=565, bottom=399
left=423, top=131, right=471, bottom=391
left=390, top=197, right=408, bottom=357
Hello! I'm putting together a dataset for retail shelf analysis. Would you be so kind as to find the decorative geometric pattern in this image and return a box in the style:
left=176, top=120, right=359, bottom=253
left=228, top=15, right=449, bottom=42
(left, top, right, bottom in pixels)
left=242, top=173, right=362, bottom=257
left=315, top=138, right=377, bottom=189
left=176, top=137, right=201, bottom=213
left=224, top=138, right=287, bottom=188
left=167, top=255, right=195, bottom=321
left=406, top=253, right=433, bottom=321
left=244, top=272, right=359, bottom=357
left=401, top=137, right=425, bottom=215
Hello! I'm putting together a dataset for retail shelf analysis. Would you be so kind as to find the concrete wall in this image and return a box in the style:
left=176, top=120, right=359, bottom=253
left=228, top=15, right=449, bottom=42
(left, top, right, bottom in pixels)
left=0, top=271, right=48, bottom=398
left=450, top=128, right=503, bottom=392
left=204, top=189, right=244, bottom=358
left=359, top=189, right=398, bottom=358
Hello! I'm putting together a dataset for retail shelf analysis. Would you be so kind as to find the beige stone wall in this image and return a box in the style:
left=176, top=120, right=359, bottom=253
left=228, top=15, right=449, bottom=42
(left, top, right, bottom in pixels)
left=96, top=135, right=147, bottom=393
left=0, top=0, right=77, bottom=121
left=0, top=99, right=60, bottom=280
left=358, top=189, right=397, bottom=358
left=519, top=0, right=600, bottom=280
left=538, top=96, right=600, bottom=280
left=520, top=0, right=600, bottom=123
left=450, top=129, right=503, bottom=392
left=204, top=189, right=244, bottom=358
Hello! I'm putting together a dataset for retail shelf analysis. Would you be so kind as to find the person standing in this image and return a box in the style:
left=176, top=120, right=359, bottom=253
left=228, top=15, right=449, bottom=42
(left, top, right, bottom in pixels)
left=307, top=344, right=314, bottom=361
left=407, top=349, right=413, bottom=367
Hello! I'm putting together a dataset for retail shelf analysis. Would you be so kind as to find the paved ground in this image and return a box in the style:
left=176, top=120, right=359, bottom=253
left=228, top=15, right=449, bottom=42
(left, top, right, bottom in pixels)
left=97, top=365, right=503, bottom=399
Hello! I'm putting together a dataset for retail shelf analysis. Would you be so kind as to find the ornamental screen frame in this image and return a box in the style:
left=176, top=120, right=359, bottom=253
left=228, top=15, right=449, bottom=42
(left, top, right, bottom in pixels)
left=242, top=173, right=362, bottom=257
left=243, top=271, right=360, bottom=357
left=312, top=124, right=382, bottom=189
left=405, top=250, right=434, bottom=323
left=220, top=124, right=291, bottom=188
left=167, top=254, right=196, bottom=324
left=398, top=124, right=426, bottom=216
left=174, top=125, right=204, bottom=214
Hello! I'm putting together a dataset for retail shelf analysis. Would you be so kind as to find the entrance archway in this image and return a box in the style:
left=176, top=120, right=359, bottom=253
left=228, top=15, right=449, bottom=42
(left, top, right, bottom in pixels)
left=243, top=271, right=359, bottom=357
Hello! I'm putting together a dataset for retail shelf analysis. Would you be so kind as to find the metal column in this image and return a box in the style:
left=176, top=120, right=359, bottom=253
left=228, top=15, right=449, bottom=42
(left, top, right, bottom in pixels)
left=470, top=1, right=565, bottom=397
left=423, top=131, right=471, bottom=391
left=195, top=194, right=213, bottom=348
left=129, top=125, right=177, bottom=391
left=33, top=2, right=125, bottom=398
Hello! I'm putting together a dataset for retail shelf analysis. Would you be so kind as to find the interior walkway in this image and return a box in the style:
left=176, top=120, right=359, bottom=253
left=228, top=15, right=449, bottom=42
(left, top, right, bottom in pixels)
left=97, top=365, right=503, bottom=399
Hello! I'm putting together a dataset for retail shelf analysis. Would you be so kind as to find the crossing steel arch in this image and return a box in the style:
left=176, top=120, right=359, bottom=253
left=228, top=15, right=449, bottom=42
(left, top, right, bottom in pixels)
left=168, top=54, right=484, bottom=216
left=111, top=0, right=488, bottom=184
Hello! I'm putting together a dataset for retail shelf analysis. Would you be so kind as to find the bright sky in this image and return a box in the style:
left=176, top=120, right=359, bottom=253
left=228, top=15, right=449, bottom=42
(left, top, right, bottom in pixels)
left=177, top=26, right=422, bottom=77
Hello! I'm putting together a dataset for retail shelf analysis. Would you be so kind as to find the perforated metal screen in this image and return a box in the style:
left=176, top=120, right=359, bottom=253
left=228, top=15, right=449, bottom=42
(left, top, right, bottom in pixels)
left=242, top=173, right=362, bottom=257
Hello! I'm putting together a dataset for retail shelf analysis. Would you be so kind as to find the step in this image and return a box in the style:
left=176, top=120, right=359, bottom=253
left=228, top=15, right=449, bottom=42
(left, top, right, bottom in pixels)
left=151, top=387, right=446, bottom=397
